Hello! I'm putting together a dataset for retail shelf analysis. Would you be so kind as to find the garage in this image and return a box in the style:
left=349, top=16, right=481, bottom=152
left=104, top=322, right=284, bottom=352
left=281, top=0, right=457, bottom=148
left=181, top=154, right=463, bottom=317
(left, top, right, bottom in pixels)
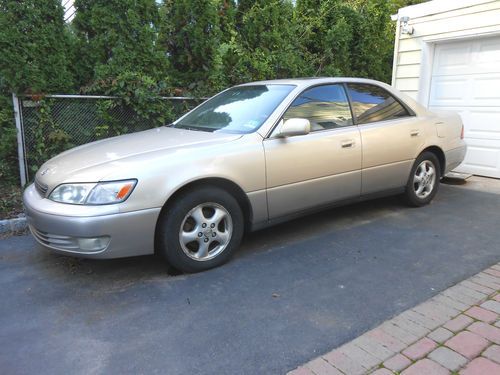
left=429, top=37, right=500, bottom=178
left=392, top=0, right=500, bottom=178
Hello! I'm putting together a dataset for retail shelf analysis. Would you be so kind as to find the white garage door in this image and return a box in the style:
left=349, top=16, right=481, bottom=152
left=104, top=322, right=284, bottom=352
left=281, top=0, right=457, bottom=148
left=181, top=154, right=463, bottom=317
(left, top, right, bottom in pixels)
left=429, top=37, right=500, bottom=178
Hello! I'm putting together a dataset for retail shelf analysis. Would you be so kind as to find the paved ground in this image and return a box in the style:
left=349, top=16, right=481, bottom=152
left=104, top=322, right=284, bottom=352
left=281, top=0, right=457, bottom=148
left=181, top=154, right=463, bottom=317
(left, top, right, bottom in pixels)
left=0, top=177, right=499, bottom=375
left=290, top=263, right=500, bottom=375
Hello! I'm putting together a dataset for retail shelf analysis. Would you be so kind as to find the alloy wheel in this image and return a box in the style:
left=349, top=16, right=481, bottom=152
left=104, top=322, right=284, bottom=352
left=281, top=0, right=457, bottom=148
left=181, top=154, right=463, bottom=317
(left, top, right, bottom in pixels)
left=413, top=160, right=436, bottom=199
left=178, top=202, right=233, bottom=261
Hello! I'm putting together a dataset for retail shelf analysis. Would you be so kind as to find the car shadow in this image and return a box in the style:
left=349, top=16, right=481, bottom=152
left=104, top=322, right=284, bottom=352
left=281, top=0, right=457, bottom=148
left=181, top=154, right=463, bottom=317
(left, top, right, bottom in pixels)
left=30, top=194, right=404, bottom=284
left=237, top=194, right=403, bottom=258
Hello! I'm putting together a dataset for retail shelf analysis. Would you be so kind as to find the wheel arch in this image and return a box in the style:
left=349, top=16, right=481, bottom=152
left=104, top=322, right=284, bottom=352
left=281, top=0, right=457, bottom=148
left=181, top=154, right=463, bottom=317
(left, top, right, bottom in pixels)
left=154, top=177, right=253, bottom=253
left=420, top=145, right=446, bottom=176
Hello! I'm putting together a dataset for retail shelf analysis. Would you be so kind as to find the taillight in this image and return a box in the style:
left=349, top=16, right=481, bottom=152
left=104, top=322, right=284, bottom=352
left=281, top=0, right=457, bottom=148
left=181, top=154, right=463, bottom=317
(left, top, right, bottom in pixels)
left=460, top=124, right=464, bottom=139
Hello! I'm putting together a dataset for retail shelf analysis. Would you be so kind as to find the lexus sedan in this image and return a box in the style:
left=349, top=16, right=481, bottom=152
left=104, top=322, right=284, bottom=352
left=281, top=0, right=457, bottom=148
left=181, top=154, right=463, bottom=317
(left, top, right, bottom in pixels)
left=24, top=78, right=466, bottom=272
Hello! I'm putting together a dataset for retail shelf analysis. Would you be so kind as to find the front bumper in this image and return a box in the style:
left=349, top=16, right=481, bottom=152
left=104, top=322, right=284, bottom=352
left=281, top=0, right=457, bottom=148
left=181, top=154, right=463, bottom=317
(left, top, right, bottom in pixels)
left=23, top=184, right=161, bottom=258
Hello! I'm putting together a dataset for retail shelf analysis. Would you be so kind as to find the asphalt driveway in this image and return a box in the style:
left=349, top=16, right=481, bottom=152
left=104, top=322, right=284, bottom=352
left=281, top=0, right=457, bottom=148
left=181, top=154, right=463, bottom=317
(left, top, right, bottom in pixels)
left=0, top=178, right=499, bottom=375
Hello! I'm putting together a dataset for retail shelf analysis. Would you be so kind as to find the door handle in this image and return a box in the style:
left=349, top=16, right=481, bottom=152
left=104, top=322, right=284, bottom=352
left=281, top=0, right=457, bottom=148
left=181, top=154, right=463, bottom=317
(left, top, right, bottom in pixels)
left=410, top=130, right=420, bottom=137
left=341, top=140, right=355, bottom=148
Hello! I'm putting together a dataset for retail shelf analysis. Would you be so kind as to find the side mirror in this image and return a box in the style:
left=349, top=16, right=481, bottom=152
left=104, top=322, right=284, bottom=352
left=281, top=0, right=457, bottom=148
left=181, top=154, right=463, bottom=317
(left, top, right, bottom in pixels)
left=276, top=118, right=311, bottom=137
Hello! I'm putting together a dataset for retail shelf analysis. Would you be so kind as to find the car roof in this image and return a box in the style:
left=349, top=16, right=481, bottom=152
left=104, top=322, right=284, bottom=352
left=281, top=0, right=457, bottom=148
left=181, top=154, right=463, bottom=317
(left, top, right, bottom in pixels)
left=238, top=77, right=429, bottom=116
left=239, top=77, right=389, bottom=87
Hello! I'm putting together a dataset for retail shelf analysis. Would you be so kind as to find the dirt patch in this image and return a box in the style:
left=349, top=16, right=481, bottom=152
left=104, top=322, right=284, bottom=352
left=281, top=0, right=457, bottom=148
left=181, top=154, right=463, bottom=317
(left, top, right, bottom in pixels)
left=0, top=182, right=23, bottom=219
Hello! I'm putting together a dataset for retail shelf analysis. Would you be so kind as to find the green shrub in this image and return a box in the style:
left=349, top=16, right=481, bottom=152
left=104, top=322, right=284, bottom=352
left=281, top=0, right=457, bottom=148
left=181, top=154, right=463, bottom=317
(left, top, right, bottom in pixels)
left=0, top=95, right=18, bottom=185
left=84, top=71, right=175, bottom=137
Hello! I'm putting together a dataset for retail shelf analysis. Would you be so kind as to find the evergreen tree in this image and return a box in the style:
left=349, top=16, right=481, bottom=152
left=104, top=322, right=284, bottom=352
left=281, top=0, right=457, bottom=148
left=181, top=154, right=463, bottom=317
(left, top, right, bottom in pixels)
left=212, top=0, right=237, bottom=91
left=0, top=0, right=75, bottom=184
left=351, top=0, right=394, bottom=81
left=234, top=0, right=307, bottom=82
left=234, top=0, right=254, bottom=29
left=72, top=0, right=168, bottom=87
left=0, top=0, right=75, bottom=93
left=389, top=0, right=426, bottom=13
left=295, top=0, right=356, bottom=77
left=295, top=0, right=426, bottom=81
left=218, top=0, right=236, bottom=36
left=159, top=0, right=223, bottom=93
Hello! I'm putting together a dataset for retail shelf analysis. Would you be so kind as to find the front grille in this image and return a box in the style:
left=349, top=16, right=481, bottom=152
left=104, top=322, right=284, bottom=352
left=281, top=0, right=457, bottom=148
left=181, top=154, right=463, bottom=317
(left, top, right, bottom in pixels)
left=29, top=226, right=80, bottom=251
left=34, top=178, right=48, bottom=197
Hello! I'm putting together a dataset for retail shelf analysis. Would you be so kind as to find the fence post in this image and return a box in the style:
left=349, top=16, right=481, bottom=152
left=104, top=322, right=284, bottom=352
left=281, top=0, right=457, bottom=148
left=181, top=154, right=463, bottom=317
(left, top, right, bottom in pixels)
left=12, top=93, right=27, bottom=187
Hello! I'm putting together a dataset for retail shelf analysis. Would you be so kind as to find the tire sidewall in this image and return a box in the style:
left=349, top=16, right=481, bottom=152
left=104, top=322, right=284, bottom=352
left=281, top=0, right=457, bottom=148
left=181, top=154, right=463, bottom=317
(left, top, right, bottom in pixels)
left=158, top=186, right=244, bottom=273
left=405, top=152, right=441, bottom=207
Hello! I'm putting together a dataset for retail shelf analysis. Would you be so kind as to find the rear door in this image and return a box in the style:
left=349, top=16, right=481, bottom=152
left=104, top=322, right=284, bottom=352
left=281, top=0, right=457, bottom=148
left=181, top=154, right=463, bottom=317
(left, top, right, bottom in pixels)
left=346, top=83, right=423, bottom=195
left=264, top=84, right=362, bottom=219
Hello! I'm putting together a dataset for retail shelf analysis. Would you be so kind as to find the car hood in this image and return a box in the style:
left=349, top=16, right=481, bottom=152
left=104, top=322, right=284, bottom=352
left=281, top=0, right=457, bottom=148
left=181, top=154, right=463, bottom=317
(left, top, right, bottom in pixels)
left=35, top=127, right=242, bottom=187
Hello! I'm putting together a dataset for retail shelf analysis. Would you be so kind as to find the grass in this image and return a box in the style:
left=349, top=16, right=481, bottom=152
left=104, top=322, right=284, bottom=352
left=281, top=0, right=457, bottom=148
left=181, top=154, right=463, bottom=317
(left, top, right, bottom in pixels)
left=0, top=181, right=23, bottom=219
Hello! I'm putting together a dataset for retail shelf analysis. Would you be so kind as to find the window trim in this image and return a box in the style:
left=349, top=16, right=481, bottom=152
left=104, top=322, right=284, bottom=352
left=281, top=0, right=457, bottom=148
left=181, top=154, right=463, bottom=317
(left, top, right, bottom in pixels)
left=343, top=83, right=358, bottom=126
left=265, top=82, right=355, bottom=138
left=344, top=82, right=416, bottom=126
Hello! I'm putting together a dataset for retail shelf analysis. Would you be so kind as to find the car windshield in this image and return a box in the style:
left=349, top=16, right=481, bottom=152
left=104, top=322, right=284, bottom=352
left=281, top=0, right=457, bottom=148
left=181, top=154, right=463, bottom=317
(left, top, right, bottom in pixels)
left=172, top=84, right=295, bottom=133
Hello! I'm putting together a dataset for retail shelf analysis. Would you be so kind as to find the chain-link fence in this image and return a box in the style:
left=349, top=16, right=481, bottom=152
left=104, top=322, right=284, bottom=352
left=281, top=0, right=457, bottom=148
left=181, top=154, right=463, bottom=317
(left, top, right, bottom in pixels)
left=13, top=94, right=205, bottom=185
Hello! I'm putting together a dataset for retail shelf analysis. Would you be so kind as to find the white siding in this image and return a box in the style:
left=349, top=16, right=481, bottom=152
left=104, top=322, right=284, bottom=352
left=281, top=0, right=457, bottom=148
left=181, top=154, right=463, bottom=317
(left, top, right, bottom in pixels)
left=395, top=64, right=420, bottom=78
left=397, top=50, right=422, bottom=65
left=398, top=38, right=422, bottom=52
left=394, top=77, right=420, bottom=91
left=392, top=0, right=500, bottom=101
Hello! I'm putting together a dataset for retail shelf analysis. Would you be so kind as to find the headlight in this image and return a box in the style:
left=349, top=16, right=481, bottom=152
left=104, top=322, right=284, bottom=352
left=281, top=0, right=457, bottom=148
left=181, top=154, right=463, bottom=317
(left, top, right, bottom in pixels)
left=49, top=183, right=96, bottom=204
left=49, top=179, right=137, bottom=205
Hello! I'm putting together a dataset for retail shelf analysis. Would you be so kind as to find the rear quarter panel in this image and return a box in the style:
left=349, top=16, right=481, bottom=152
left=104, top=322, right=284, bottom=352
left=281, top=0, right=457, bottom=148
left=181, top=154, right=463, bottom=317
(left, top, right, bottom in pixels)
left=431, top=110, right=465, bottom=151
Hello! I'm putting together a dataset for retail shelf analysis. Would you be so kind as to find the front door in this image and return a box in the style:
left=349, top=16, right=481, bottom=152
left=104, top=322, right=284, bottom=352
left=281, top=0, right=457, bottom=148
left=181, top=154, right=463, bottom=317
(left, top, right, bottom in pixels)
left=264, top=84, right=362, bottom=219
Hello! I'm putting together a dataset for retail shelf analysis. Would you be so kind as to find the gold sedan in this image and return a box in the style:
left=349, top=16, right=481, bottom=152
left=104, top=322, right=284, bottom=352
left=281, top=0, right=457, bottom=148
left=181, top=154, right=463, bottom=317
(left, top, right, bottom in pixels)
left=24, top=78, right=466, bottom=272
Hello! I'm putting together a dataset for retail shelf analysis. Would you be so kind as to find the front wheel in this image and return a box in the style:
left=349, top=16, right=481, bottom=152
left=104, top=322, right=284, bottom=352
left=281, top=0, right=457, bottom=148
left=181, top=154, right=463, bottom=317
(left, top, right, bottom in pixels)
left=157, top=186, right=244, bottom=273
left=404, top=152, right=441, bottom=207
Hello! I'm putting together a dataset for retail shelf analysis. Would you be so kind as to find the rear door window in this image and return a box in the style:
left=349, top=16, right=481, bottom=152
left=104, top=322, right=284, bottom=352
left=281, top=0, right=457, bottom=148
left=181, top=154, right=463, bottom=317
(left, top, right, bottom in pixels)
left=346, top=83, right=410, bottom=125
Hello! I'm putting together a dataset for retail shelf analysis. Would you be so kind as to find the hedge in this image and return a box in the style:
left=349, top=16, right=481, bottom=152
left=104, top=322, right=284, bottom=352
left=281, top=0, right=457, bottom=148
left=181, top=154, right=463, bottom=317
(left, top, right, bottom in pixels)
left=0, top=0, right=424, bottom=185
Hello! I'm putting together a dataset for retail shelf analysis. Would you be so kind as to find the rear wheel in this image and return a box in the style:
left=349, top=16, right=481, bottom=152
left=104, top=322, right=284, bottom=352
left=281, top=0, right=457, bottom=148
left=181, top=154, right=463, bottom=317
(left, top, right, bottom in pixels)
left=157, top=186, right=244, bottom=273
left=404, top=151, right=441, bottom=207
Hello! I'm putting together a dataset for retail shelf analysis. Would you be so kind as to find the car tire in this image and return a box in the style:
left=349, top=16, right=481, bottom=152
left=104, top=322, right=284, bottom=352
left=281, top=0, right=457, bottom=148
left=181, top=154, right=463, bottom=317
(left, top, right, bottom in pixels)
left=404, top=151, right=441, bottom=207
left=157, top=186, right=244, bottom=273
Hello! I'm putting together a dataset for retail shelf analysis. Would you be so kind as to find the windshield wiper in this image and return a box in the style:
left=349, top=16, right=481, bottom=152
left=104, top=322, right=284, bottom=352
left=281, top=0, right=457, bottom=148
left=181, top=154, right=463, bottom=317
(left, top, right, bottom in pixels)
left=173, top=124, right=215, bottom=132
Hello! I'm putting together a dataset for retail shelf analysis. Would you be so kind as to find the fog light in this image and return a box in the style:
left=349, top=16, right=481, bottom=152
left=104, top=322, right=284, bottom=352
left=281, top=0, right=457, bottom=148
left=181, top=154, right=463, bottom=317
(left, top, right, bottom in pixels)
left=77, top=236, right=110, bottom=252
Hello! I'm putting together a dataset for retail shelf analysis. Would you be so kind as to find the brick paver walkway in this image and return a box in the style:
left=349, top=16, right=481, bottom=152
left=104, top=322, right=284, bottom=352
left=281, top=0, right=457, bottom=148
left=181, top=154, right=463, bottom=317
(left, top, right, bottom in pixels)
left=289, top=262, right=500, bottom=375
